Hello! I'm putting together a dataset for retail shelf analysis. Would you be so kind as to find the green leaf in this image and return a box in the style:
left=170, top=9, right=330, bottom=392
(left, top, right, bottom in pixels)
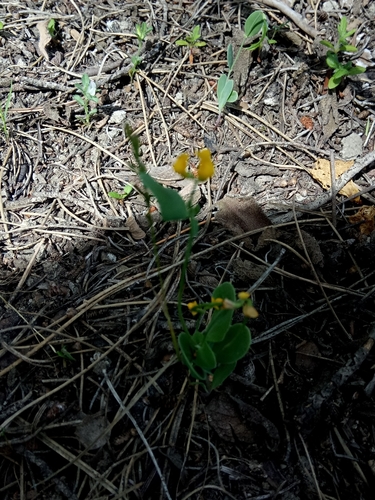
left=139, top=172, right=189, bottom=221
left=346, top=65, right=366, bottom=76
left=213, top=323, right=251, bottom=364
left=320, top=40, right=335, bottom=50
left=57, top=345, right=75, bottom=361
left=0, top=21, right=4, bottom=30
left=194, top=41, right=206, bottom=47
left=217, top=74, right=235, bottom=112
left=337, top=16, right=348, bottom=40
left=226, top=90, right=238, bottom=103
left=326, top=52, right=340, bottom=69
left=191, top=25, right=201, bottom=41
left=73, top=95, right=85, bottom=107
left=108, top=191, right=123, bottom=199
left=205, top=282, right=236, bottom=342
left=213, top=282, right=236, bottom=301
left=205, top=309, right=233, bottom=342
left=176, top=39, right=189, bottom=46
left=246, top=41, right=261, bottom=52
left=333, top=67, right=349, bottom=80
left=341, top=44, right=358, bottom=52
left=328, top=76, right=340, bottom=89
left=195, top=340, right=217, bottom=371
left=81, top=73, right=90, bottom=91
left=178, top=332, right=207, bottom=380
left=244, top=11, right=266, bottom=38
left=227, top=43, right=234, bottom=70
left=210, top=362, right=236, bottom=389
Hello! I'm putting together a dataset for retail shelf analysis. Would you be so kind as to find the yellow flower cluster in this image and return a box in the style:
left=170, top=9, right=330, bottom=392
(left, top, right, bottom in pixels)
left=186, top=291, right=258, bottom=319
left=173, top=149, right=214, bottom=181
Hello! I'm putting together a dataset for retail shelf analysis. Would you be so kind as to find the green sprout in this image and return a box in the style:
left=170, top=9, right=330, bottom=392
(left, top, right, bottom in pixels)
left=0, top=81, right=12, bottom=141
left=135, top=22, right=153, bottom=47
left=47, top=18, right=57, bottom=38
left=320, top=16, right=365, bottom=89
left=125, top=127, right=256, bottom=390
left=57, top=345, right=75, bottom=362
left=176, top=25, right=206, bottom=64
left=73, top=73, right=99, bottom=125
left=129, top=22, right=153, bottom=78
left=108, top=184, right=133, bottom=200
left=217, top=10, right=274, bottom=115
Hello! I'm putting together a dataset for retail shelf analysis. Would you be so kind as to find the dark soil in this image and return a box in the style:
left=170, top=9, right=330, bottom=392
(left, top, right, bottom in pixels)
left=1, top=1, right=375, bottom=499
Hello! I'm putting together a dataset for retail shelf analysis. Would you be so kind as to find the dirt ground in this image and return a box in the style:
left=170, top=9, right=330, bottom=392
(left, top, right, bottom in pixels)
left=1, top=0, right=375, bottom=498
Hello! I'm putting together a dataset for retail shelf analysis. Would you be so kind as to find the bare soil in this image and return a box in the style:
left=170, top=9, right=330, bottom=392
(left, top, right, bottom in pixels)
left=1, top=1, right=375, bottom=499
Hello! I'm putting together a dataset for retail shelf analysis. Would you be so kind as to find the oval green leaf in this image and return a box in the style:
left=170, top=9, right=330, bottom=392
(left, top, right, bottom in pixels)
left=213, top=323, right=251, bottom=363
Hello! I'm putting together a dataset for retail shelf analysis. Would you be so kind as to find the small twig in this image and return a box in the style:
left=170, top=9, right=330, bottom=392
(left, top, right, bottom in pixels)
left=248, top=247, right=286, bottom=294
left=257, top=0, right=318, bottom=38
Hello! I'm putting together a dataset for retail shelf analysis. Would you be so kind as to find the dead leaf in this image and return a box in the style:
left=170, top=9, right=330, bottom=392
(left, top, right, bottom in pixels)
left=206, top=393, right=254, bottom=444
left=215, top=196, right=271, bottom=236
left=37, top=20, right=51, bottom=61
left=125, top=215, right=146, bottom=240
left=310, top=158, right=359, bottom=199
left=349, top=206, right=375, bottom=235
left=300, top=116, right=314, bottom=130
left=76, top=413, right=110, bottom=450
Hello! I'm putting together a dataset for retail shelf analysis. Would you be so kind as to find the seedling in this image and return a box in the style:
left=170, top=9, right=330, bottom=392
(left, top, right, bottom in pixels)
left=108, top=184, right=133, bottom=200
left=0, top=81, right=12, bottom=141
left=47, top=18, right=57, bottom=38
left=217, top=10, right=274, bottom=114
left=57, top=345, right=75, bottom=362
left=73, top=73, right=99, bottom=125
left=176, top=25, right=206, bottom=63
left=129, top=22, right=153, bottom=78
left=135, top=22, right=152, bottom=48
left=320, top=16, right=365, bottom=89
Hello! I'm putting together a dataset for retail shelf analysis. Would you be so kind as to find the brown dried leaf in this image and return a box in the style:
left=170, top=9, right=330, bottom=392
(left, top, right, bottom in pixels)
left=300, top=115, right=314, bottom=130
left=206, top=393, right=254, bottom=444
left=349, top=206, right=375, bottom=235
left=310, top=158, right=359, bottom=199
left=125, top=215, right=146, bottom=240
left=37, top=20, right=51, bottom=61
left=215, top=196, right=271, bottom=235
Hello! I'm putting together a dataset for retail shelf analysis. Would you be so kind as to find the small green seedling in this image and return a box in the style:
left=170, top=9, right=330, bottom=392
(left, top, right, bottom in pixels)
left=108, top=184, right=133, bottom=200
left=320, top=16, right=365, bottom=89
left=129, top=22, right=153, bottom=78
left=57, top=345, right=75, bottom=362
left=217, top=10, right=274, bottom=114
left=47, top=18, right=57, bottom=38
left=73, top=73, right=99, bottom=125
left=176, top=25, right=206, bottom=49
left=0, top=81, right=12, bottom=141
left=135, top=22, right=153, bottom=47
left=176, top=25, right=206, bottom=64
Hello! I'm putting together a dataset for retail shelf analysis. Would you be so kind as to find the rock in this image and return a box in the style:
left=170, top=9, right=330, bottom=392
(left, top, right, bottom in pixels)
left=341, top=133, right=363, bottom=160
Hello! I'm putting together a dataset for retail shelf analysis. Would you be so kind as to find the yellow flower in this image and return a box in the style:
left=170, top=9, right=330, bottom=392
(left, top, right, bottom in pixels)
left=173, top=153, right=189, bottom=177
left=196, top=149, right=214, bottom=181
left=187, top=301, right=199, bottom=316
left=238, top=291, right=250, bottom=300
left=243, top=304, right=259, bottom=318
left=211, top=297, right=224, bottom=310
